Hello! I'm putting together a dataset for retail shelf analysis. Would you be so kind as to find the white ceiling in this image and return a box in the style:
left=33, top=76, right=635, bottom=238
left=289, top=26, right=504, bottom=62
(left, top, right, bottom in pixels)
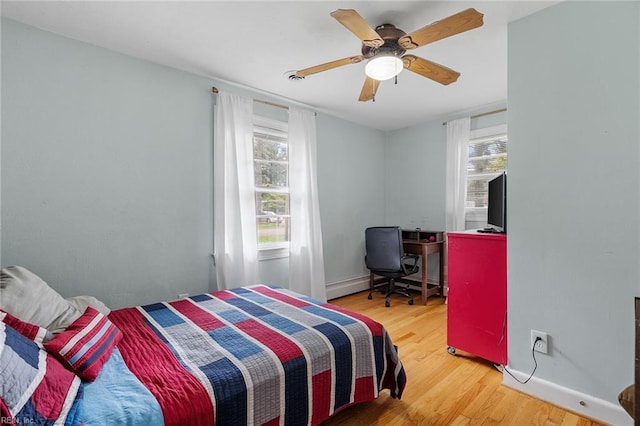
left=1, top=1, right=559, bottom=131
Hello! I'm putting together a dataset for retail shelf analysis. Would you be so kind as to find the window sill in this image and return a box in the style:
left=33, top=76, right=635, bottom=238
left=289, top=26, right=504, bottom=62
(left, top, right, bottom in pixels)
left=258, top=245, right=289, bottom=261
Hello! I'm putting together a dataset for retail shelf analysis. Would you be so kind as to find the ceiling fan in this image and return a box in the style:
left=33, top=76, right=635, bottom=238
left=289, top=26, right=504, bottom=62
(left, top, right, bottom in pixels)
left=293, top=8, right=484, bottom=102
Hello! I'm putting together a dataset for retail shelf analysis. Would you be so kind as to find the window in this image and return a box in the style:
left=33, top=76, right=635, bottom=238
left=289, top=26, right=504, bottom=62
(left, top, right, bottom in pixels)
left=253, top=116, right=290, bottom=254
left=465, top=125, right=508, bottom=222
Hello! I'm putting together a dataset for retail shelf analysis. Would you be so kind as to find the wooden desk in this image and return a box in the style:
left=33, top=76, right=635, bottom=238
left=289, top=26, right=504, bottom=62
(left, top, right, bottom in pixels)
left=369, top=230, right=445, bottom=305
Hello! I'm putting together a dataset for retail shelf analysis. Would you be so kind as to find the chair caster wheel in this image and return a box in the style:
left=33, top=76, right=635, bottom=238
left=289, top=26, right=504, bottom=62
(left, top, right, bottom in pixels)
left=447, top=346, right=456, bottom=356
left=385, top=301, right=390, bottom=307
left=408, top=299, right=414, bottom=305
left=367, top=294, right=372, bottom=300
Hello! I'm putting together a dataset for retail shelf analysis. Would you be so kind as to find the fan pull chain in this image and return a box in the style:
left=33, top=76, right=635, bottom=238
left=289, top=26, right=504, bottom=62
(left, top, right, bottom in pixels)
left=395, top=75, right=398, bottom=85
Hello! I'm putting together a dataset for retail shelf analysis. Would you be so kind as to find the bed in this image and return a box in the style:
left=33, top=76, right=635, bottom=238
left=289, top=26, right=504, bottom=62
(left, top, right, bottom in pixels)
left=1, top=266, right=406, bottom=425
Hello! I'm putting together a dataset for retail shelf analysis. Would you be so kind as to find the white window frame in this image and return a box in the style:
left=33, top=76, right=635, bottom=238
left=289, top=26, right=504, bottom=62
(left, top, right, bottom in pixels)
left=253, top=116, right=290, bottom=260
left=465, top=124, right=508, bottom=222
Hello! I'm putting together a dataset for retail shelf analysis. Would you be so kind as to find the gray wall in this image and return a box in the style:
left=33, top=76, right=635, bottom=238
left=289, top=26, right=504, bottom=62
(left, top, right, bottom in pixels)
left=508, top=0, right=639, bottom=410
left=317, top=114, right=386, bottom=285
left=385, top=121, right=447, bottom=230
left=0, top=18, right=386, bottom=307
left=1, top=18, right=215, bottom=308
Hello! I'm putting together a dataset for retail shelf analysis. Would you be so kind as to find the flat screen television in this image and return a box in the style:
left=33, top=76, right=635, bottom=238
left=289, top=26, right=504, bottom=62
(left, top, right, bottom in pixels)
left=486, top=172, right=507, bottom=233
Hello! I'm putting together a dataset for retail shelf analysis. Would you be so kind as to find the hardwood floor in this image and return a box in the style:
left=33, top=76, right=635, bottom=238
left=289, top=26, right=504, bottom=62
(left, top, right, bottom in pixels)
left=321, top=291, right=607, bottom=426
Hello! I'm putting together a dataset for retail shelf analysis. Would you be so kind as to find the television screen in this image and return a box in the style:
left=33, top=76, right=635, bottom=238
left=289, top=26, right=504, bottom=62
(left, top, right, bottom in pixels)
left=487, top=172, right=507, bottom=233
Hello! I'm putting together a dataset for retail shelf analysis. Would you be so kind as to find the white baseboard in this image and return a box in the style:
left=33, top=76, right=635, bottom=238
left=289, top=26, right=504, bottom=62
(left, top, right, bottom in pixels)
left=502, top=369, right=632, bottom=425
left=326, top=276, right=369, bottom=300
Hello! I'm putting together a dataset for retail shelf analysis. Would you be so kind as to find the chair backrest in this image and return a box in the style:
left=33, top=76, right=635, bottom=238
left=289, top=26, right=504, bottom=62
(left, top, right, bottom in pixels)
left=365, top=227, right=405, bottom=273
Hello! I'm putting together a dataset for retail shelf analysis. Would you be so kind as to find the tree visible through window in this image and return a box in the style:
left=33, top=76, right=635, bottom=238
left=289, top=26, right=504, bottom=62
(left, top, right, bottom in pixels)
left=466, top=128, right=508, bottom=222
left=253, top=117, right=290, bottom=247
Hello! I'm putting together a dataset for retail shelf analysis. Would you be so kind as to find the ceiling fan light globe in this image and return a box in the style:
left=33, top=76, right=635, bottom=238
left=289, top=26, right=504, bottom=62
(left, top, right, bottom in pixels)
left=365, top=56, right=403, bottom=81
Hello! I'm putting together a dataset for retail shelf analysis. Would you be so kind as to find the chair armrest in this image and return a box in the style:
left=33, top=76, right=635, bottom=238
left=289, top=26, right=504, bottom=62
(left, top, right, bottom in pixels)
left=401, top=254, right=420, bottom=275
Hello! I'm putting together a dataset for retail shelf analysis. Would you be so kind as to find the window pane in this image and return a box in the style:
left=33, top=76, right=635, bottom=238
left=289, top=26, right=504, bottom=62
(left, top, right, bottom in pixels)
left=256, top=192, right=289, bottom=244
left=254, top=161, right=288, bottom=188
left=467, top=177, right=489, bottom=208
left=466, top=134, right=508, bottom=213
left=254, top=136, right=288, bottom=161
left=467, top=154, right=508, bottom=175
left=255, top=192, right=289, bottom=216
left=468, top=137, right=507, bottom=158
left=256, top=217, right=289, bottom=244
left=254, top=118, right=290, bottom=247
left=468, top=135, right=508, bottom=175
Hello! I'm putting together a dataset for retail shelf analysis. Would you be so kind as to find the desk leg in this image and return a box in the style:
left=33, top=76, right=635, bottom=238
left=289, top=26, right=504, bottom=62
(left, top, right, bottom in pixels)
left=421, top=248, right=428, bottom=305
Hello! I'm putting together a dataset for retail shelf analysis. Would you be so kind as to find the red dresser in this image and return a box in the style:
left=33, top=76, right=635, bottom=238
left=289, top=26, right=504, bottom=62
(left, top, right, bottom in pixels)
left=446, top=231, right=507, bottom=364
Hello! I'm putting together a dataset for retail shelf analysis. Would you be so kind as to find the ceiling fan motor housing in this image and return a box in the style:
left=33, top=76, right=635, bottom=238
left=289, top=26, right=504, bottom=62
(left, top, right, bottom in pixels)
left=362, top=24, right=407, bottom=59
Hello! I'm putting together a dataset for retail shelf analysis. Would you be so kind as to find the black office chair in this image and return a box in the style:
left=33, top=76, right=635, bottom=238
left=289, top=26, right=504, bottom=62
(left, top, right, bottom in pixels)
left=365, top=226, right=420, bottom=307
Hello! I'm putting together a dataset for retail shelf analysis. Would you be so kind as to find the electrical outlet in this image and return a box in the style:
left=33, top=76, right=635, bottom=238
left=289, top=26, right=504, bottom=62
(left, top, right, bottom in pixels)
left=178, top=293, right=189, bottom=299
left=531, top=330, right=549, bottom=354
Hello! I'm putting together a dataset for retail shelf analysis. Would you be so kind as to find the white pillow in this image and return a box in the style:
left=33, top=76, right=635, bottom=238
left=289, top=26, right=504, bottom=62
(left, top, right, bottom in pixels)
left=0, top=266, right=82, bottom=333
left=66, top=295, right=111, bottom=316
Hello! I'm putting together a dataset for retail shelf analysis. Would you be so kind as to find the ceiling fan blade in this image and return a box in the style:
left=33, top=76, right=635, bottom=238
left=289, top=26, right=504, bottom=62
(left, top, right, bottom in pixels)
left=295, top=55, right=363, bottom=78
left=398, top=8, right=484, bottom=50
left=403, top=55, right=460, bottom=85
left=358, top=77, right=380, bottom=102
left=330, top=9, right=384, bottom=48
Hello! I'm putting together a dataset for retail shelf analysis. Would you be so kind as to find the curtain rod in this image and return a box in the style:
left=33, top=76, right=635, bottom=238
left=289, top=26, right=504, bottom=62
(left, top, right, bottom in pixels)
left=442, top=107, right=507, bottom=126
left=212, top=86, right=288, bottom=110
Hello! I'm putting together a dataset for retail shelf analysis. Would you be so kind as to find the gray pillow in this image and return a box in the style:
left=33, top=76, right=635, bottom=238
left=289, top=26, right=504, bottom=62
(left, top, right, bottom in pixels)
left=66, top=295, right=111, bottom=316
left=0, top=266, right=82, bottom=333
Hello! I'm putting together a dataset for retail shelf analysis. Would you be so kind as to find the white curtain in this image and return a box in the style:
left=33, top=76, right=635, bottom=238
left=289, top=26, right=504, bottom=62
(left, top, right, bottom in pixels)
left=213, top=91, right=258, bottom=290
left=288, top=108, right=327, bottom=301
left=445, top=117, right=471, bottom=232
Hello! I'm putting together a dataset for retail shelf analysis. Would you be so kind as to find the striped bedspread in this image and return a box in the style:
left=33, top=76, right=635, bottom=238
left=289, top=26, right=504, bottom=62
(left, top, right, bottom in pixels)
left=109, top=285, right=406, bottom=426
